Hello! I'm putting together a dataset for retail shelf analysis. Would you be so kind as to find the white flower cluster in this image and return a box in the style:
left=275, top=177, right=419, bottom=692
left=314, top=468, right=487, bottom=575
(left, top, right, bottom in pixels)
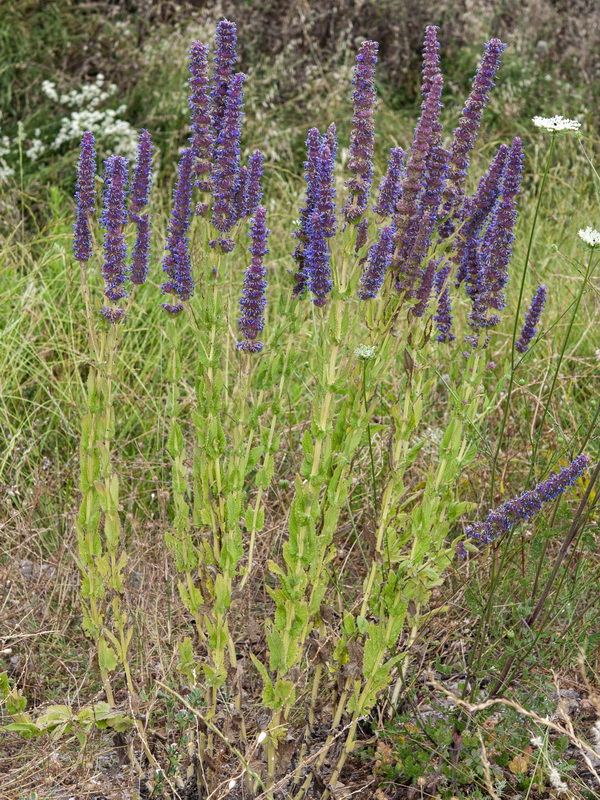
left=43, top=75, right=138, bottom=156
left=25, top=129, right=46, bottom=162
left=578, top=226, right=600, bottom=248
left=354, top=344, right=377, bottom=361
left=532, top=115, right=581, bottom=133
left=0, top=135, right=15, bottom=183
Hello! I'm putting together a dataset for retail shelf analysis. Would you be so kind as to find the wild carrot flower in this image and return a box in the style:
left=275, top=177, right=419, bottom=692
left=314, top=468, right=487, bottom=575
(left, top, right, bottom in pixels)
left=516, top=285, right=547, bottom=353
left=211, top=19, right=238, bottom=148
left=74, top=130, right=97, bottom=263
left=532, top=115, right=581, bottom=133
left=162, top=147, right=194, bottom=311
left=344, top=40, right=378, bottom=222
left=358, top=224, right=394, bottom=299
left=373, top=147, right=405, bottom=217
left=434, top=262, right=454, bottom=342
left=465, top=454, right=590, bottom=546
left=578, top=226, right=600, bottom=248
left=237, top=205, right=268, bottom=352
left=188, top=41, right=213, bottom=190
left=100, top=155, right=129, bottom=322
left=440, top=38, right=506, bottom=234
left=211, top=72, right=245, bottom=245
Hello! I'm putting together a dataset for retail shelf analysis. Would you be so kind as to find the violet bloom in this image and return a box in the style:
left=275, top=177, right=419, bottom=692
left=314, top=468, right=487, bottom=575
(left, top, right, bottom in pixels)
left=392, top=72, right=443, bottom=286
left=314, top=132, right=338, bottom=238
left=516, top=284, right=547, bottom=353
left=292, top=128, right=321, bottom=297
left=73, top=131, right=97, bottom=263
left=100, top=155, right=129, bottom=322
left=306, top=139, right=337, bottom=306
left=245, top=149, right=264, bottom=217
left=211, top=19, right=238, bottom=150
left=306, top=210, right=332, bottom=306
left=465, top=454, right=590, bottom=546
left=455, top=143, right=509, bottom=291
left=131, top=214, right=151, bottom=285
left=238, top=205, right=268, bottom=352
left=344, top=40, right=378, bottom=223
left=355, top=218, right=368, bottom=253
left=470, top=136, right=523, bottom=330
left=129, top=129, right=153, bottom=285
left=411, top=256, right=437, bottom=317
left=421, top=26, right=441, bottom=98
left=358, top=224, right=394, bottom=300
left=211, top=72, right=245, bottom=245
left=234, top=165, right=249, bottom=219
left=162, top=147, right=194, bottom=311
left=440, top=38, right=506, bottom=235
left=373, top=147, right=405, bottom=217
left=434, top=262, right=454, bottom=342
left=188, top=41, right=213, bottom=191
left=130, top=129, right=153, bottom=218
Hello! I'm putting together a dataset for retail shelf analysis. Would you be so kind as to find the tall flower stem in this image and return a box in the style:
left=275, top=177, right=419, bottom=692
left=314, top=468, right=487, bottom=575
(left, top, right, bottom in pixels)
left=489, top=133, right=556, bottom=504
left=527, top=246, right=596, bottom=476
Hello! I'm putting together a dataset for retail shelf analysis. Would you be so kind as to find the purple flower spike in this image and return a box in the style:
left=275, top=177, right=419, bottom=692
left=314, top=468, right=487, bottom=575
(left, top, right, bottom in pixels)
left=173, top=238, right=194, bottom=301
left=211, top=72, right=245, bottom=235
left=292, top=128, right=321, bottom=298
left=131, top=213, right=150, bottom=285
left=315, top=138, right=337, bottom=238
left=455, top=143, right=509, bottom=290
left=73, top=131, right=97, bottom=263
left=306, top=210, right=332, bottom=306
left=234, top=165, right=249, bottom=219
left=358, top=224, right=394, bottom=300
left=130, top=129, right=153, bottom=218
left=434, top=262, right=454, bottom=342
left=398, top=209, right=436, bottom=295
left=237, top=205, right=269, bottom=352
left=355, top=218, right=368, bottom=253
left=188, top=42, right=213, bottom=191
left=128, top=130, right=153, bottom=286
left=373, top=147, right=405, bottom=217
left=211, top=19, right=238, bottom=150
left=303, top=135, right=337, bottom=306
left=440, top=38, right=506, bottom=234
left=162, top=148, right=194, bottom=305
left=100, top=156, right=129, bottom=322
left=392, top=72, right=443, bottom=280
left=422, top=26, right=441, bottom=97
left=470, top=136, right=523, bottom=329
left=245, top=150, right=264, bottom=217
left=465, top=454, right=590, bottom=547
left=516, top=284, right=547, bottom=353
left=344, top=40, right=378, bottom=222
left=411, top=256, right=437, bottom=317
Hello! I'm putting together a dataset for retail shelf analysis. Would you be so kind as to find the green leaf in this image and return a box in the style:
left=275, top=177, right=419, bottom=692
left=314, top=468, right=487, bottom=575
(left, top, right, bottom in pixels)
left=98, top=638, right=118, bottom=673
